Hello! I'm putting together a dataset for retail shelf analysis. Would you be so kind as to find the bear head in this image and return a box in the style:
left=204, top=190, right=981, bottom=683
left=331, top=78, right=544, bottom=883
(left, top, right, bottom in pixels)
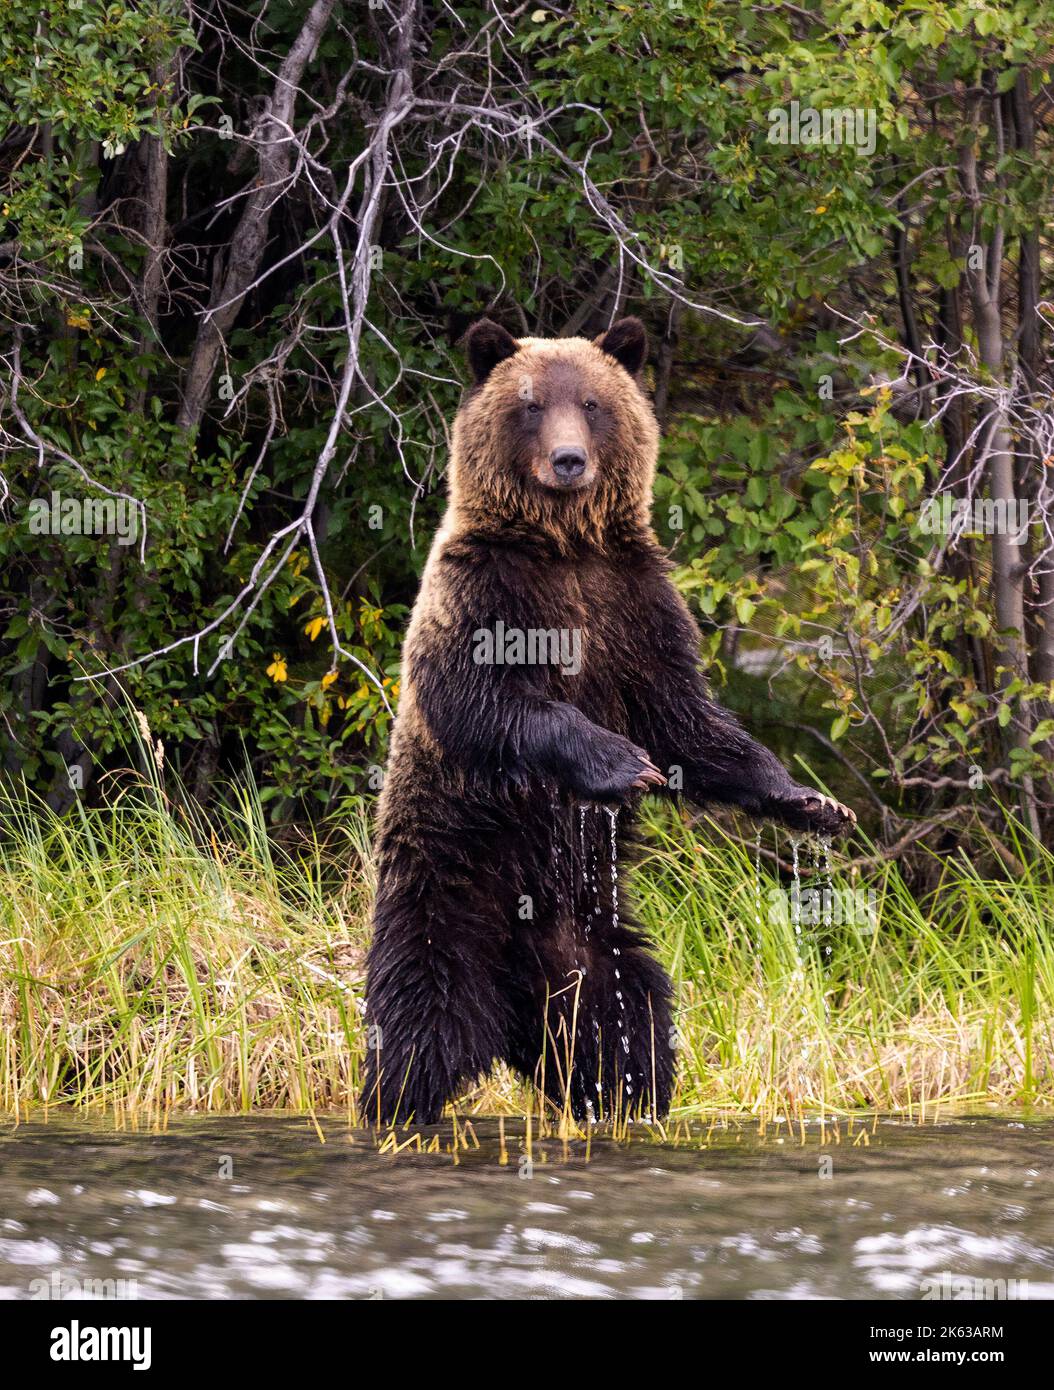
left=447, top=317, right=660, bottom=543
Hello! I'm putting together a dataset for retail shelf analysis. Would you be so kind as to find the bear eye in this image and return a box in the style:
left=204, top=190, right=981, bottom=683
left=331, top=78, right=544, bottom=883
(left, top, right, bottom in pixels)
left=583, top=400, right=598, bottom=413
left=526, top=401, right=542, bottom=415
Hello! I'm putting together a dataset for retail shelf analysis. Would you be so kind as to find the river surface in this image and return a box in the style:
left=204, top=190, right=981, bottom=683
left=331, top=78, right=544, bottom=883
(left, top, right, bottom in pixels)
left=1, top=1113, right=1051, bottom=1299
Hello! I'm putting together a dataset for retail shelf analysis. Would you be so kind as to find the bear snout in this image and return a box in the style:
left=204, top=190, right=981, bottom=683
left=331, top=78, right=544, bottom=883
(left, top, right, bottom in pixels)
left=550, top=446, right=588, bottom=484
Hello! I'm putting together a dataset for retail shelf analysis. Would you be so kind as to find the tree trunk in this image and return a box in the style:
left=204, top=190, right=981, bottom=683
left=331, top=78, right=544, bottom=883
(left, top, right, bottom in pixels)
left=1011, top=74, right=1054, bottom=797
left=959, top=91, right=1039, bottom=837
left=176, top=0, right=336, bottom=435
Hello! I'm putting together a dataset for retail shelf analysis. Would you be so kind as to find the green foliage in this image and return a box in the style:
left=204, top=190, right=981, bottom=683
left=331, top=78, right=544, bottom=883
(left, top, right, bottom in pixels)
left=2, top=0, right=1053, bottom=834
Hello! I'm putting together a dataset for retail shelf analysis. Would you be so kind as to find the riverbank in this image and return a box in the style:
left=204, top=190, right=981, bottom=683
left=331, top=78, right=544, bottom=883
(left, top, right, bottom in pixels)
left=1, top=783, right=1050, bottom=1119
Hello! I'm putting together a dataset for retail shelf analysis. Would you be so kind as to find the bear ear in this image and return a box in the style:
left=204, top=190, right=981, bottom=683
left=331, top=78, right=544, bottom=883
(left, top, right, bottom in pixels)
left=595, top=316, right=648, bottom=376
left=464, top=318, right=519, bottom=385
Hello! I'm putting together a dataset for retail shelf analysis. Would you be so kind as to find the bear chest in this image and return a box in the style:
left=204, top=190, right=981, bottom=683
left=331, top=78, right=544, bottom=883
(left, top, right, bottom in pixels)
left=522, top=565, right=633, bottom=718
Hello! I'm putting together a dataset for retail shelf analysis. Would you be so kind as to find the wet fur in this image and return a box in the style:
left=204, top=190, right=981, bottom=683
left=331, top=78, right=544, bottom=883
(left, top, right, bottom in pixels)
left=361, top=320, right=851, bottom=1126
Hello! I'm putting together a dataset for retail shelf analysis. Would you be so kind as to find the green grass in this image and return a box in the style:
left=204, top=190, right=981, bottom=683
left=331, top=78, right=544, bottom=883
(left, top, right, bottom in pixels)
left=1, top=769, right=1051, bottom=1122
left=635, top=813, right=1054, bottom=1118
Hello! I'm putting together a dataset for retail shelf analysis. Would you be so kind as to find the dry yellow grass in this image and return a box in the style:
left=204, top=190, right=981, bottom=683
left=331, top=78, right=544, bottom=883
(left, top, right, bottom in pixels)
left=1, top=780, right=1051, bottom=1123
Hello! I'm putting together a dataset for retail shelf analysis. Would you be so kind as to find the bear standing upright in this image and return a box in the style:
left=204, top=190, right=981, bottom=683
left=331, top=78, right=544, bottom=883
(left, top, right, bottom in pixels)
left=360, top=316, right=854, bottom=1126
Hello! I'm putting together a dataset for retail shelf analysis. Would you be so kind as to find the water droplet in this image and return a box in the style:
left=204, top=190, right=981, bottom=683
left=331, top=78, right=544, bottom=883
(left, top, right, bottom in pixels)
left=607, top=806, right=631, bottom=1089
left=753, top=826, right=763, bottom=953
left=790, top=836, right=802, bottom=938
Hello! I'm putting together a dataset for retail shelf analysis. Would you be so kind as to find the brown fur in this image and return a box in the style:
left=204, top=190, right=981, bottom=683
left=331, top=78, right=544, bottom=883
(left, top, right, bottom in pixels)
left=447, top=333, right=658, bottom=547
left=360, top=317, right=853, bottom=1126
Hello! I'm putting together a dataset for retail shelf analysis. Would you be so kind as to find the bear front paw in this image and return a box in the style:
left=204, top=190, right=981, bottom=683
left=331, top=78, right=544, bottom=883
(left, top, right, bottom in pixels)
left=778, top=789, right=857, bottom=838
left=572, top=735, right=666, bottom=803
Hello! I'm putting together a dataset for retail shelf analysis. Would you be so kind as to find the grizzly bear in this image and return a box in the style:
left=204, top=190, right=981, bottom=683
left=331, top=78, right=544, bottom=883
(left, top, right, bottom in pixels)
left=360, top=316, right=854, bottom=1126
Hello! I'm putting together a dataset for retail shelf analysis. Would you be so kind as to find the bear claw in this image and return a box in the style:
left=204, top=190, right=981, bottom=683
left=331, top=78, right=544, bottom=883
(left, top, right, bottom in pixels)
left=632, top=758, right=667, bottom=790
left=782, top=789, right=857, bottom=837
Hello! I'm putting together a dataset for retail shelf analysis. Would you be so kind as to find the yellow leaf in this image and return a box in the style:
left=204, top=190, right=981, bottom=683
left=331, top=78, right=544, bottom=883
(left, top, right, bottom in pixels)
left=812, top=205, right=827, bottom=214
left=321, top=669, right=337, bottom=689
left=266, top=655, right=288, bottom=683
left=95, top=367, right=107, bottom=381
left=304, top=616, right=325, bottom=641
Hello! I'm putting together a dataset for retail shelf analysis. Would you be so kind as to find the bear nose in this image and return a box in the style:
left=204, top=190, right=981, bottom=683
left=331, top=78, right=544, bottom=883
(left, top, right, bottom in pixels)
left=550, top=447, right=587, bottom=481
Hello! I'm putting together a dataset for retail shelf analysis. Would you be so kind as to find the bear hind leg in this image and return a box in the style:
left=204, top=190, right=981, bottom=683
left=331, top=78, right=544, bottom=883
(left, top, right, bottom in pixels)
left=360, top=890, right=508, bottom=1126
left=574, top=944, right=674, bottom=1123
left=507, top=935, right=675, bottom=1125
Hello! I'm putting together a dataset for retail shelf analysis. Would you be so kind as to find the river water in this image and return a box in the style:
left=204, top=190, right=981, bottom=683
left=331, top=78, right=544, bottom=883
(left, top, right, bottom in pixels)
left=1, top=1113, right=1051, bottom=1299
